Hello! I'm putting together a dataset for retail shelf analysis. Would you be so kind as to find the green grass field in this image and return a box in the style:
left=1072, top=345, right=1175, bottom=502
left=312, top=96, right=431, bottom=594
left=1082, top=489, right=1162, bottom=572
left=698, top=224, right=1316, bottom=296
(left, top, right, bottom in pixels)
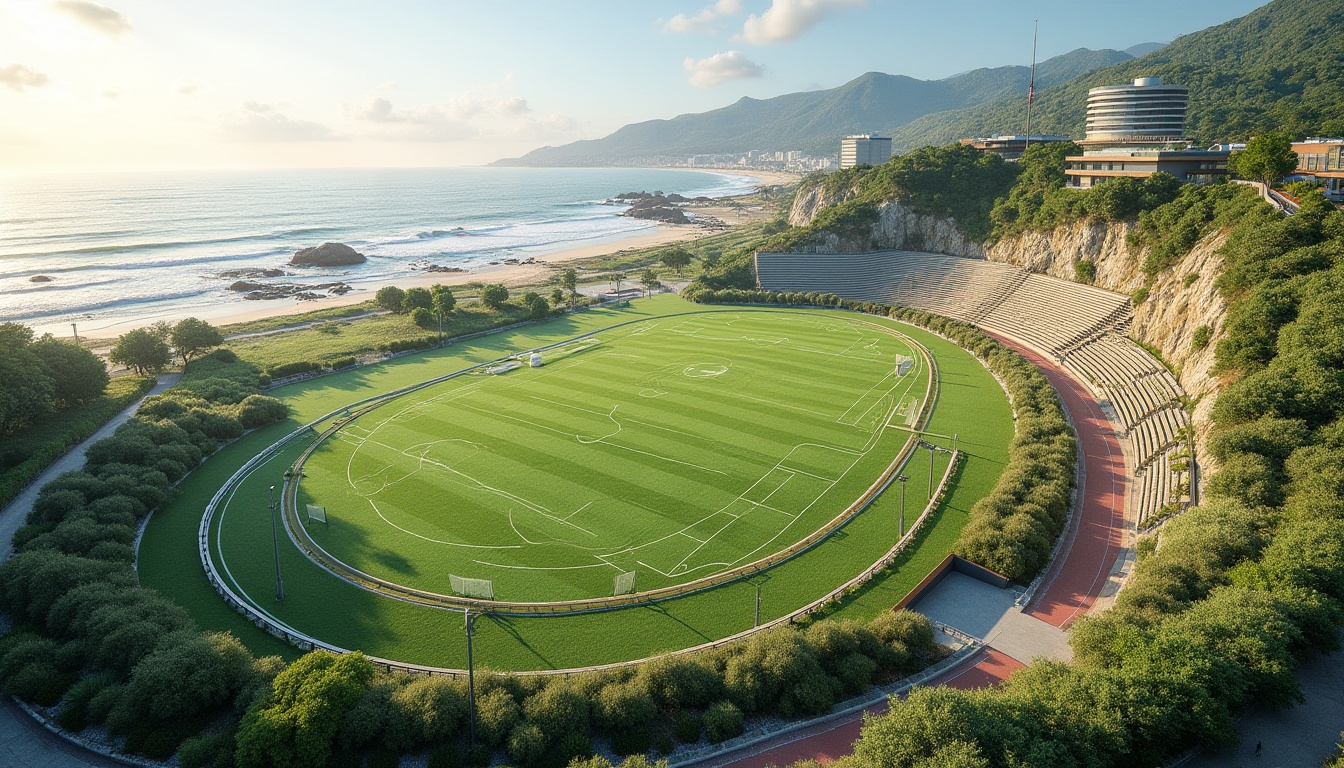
left=291, top=312, right=927, bottom=601
left=140, top=296, right=1013, bottom=670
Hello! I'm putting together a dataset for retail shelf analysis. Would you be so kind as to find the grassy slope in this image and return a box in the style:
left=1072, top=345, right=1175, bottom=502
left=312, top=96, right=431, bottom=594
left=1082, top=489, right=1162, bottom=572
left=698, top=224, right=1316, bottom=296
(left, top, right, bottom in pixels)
left=138, top=296, right=1011, bottom=669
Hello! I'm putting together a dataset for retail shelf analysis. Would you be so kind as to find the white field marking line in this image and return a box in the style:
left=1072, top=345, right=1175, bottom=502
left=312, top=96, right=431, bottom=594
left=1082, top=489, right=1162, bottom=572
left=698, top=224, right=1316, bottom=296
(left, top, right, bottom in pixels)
left=508, top=510, right=546, bottom=545
left=835, top=344, right=924, bottom=428
left=636, top=560, right=675, bottom=577
left=365, top=497, right=523, bottom=549
left=360, top=435, right=600, bottom=538
left=456, top=400, right=731, bottom=477
left=530, top=395, right=709, bottom=443
left=679, top=531, right=707, bottom=544
left=592, top=554, right=628, bottom=573
left=730, top=391, right=836, bottom=420
left=470, top=559, right=615, bottom=571
left=743, top=498, right=795, bottom=518
left=563, top=501, right=594, bottom=521
left=575, top=405, right=622, bottom=445
left=835, top=371, right=898, bottom=426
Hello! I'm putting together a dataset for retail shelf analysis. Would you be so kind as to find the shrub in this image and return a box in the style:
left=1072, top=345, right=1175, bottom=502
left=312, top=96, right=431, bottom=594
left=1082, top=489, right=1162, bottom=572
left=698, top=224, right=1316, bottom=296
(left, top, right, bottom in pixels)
left=411, top=306, right=436, bottom=329
left=702, top=700, right=744, bottom=743
left=1192, top=324, right=1213, bottom=351
left=266, top=361, right=322, bottom=379
left=1074, top=259, right=1097, bottom=284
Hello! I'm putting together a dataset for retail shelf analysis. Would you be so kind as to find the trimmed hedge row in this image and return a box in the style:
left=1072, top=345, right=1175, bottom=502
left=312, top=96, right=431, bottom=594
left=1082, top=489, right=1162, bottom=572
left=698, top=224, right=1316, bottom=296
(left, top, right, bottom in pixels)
left=685, top=289, right=1077, bottom=583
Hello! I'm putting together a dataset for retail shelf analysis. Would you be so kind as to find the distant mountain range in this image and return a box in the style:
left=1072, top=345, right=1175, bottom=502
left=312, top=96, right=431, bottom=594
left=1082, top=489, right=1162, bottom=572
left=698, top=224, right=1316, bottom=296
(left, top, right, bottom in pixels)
left=491, top=47, right=1145, bottom=167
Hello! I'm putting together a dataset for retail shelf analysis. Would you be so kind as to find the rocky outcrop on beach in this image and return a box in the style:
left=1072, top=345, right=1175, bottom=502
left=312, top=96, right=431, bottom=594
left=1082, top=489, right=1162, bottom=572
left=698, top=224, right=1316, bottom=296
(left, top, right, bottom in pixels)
left=28, top=275, right=53, bottom=283
left=228, top=280, right=353, bottom=301
left=622, top=196, right=690, bottom=224
left=219, top=267, right=287, bottom=279
left=290, top=242, right=366, bottom=267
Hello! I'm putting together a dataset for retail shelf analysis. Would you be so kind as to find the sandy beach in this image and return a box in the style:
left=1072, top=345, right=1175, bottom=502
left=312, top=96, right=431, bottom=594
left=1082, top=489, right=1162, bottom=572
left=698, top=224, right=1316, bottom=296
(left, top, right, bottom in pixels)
left=66, top=170, right=796, bottom=339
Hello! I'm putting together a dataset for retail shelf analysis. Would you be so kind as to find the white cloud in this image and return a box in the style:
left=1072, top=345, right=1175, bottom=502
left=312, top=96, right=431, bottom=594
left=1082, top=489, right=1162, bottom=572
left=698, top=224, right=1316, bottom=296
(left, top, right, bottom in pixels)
left=350, top=85, right=536, bottom=142
left=52, top=0, right=132, bottom=38
left=663, top=0, right=743, bottom=33
left=0, top=64, right=50, bottom=92
left=175, top=80, right=199, bottom=96
left=224, top=104, right=338, bottom=142
left=740, top=0, right=865, bottom=44
left=684, top=50, right=763, bottom=88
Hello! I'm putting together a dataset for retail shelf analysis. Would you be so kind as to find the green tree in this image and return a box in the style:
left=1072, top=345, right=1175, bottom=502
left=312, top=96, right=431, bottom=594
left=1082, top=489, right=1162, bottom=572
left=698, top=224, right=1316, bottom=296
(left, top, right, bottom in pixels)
left=235, top=651, right=374, bottom=768
left=430, top=284, right=456, bottom=316
left=109, top=327, right=172, bottom=376
left=1230, top=132, right=1299, bottom=188
left=169, top=318, right=224, bottom=367
left=551, top=287, right=565, bottom=307
left=659, top=247, right=693, bottom=276
left=31, top=336, right=108, bottom=406
left=403, top=287, right=433, bottom=312
left=375, top=286, right=407, bottom=313
left=639, top=269, right=660, bottom=297
left=522, top=292, right=549, bottom=319
left=0, top=332, right=55, bottom=435
left=479, top=284, right=509, bottom=311
left=608, top=272, right=626, bottom=295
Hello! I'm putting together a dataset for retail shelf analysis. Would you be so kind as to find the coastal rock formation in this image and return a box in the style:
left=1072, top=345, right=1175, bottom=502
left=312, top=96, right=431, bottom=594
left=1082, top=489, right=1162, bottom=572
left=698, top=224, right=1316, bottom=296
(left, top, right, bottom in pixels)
left=219, top=267, right=287, bottom=279
left=229, top=280, right=353, bottom=300
left=290, top=242, right=366, bottom=267
left=28, top=275, right=53, bottom=283
left=622, top=196, right=691, bottom=224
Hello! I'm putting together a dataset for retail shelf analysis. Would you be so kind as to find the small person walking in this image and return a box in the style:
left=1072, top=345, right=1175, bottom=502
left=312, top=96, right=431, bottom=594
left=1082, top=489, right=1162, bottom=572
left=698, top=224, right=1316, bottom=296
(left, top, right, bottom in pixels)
left=1255, top=741, right=1263, bottom=757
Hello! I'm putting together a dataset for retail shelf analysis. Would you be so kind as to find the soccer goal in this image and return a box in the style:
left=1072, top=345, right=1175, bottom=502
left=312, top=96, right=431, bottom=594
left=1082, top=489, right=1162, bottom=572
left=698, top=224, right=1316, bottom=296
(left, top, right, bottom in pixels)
left=903, top=396, right=920, bottom=427
left=895, top=354, right=914, bottom=377
left=450, top=574, right=495, bottom=600
left=305, top=504, right=328, bottom=526
left=613, top=570, right=637, bottom=596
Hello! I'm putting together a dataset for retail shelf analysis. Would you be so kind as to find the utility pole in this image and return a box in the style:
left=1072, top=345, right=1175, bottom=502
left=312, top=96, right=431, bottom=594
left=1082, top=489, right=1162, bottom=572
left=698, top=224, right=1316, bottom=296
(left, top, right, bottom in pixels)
left=465, top=609, right=477, bottom=747
left=1025, top=20, right=1038, bottom=154
left=753, top=582, right=762, bottom=627
left=268, top=485, right=284, bottom=600
left=71, top=323, right=79, bottom=344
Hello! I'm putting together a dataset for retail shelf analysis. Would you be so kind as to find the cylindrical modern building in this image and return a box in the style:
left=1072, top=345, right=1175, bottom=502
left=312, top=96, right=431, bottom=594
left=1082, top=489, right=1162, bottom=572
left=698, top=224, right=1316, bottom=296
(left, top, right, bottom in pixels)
left=1082, top=77, right=1188, bottom=146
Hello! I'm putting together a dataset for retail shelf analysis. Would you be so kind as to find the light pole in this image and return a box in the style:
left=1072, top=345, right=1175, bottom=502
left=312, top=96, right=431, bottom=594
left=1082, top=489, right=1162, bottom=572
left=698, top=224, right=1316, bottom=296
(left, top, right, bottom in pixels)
left=897, top=474, right=909, bottom=537
left=465, top=609, right=477, bottom=747
left=753, top=582, right=763, bottom=627
left=268, top=485, right=284, bottom=600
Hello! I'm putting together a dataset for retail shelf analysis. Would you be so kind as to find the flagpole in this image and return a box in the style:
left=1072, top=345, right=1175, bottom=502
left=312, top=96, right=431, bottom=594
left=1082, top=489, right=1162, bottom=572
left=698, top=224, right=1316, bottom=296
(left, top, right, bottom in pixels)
left=1025, top=20, right=1038, bottom=154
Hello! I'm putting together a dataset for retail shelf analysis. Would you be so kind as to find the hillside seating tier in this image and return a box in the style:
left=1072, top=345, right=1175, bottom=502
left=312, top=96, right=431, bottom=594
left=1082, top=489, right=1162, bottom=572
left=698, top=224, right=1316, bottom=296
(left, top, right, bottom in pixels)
left=755, top=250, right=1192, bottom=527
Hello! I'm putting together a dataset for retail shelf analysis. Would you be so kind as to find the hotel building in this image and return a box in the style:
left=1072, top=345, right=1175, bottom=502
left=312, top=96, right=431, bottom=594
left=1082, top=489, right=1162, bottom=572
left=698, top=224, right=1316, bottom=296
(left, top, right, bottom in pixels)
left=1291, top=138, right=1344, bottom=201
left=840, top=135, right=893, bottom=168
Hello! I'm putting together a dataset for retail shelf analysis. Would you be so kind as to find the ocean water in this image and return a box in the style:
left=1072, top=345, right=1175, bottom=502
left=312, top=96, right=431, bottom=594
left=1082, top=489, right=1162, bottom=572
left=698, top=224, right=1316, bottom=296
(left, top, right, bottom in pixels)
left=0, top=167, right=758, bottom=334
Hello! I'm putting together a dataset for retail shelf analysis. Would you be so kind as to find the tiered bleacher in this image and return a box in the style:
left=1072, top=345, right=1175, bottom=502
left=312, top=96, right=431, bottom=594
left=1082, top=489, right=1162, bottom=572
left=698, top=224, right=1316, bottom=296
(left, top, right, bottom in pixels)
left=755, top=250, right=1192, bottom=526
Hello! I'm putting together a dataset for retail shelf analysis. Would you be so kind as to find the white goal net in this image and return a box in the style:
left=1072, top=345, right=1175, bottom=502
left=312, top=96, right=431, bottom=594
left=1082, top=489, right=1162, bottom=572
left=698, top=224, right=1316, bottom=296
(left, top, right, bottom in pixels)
left=305, top=504, right=328, bottom=525
left=613, top=570, right=637, bottom=596
left=450, top=575, right=495, bottom=600
left=895, top=355, right=914, bottom=377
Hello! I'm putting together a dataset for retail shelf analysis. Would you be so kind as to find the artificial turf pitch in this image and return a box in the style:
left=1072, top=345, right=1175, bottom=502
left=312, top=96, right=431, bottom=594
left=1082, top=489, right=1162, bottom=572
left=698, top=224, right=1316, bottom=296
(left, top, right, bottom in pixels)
left=142, top=297, right=1013, bottom=669
left=295, top=312, right=926, bottom=601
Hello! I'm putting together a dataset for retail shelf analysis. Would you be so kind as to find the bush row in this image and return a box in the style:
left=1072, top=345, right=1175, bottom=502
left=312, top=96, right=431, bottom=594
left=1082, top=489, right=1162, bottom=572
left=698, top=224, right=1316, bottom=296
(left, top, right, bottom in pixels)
left=0, top=350, right=291, bottom=760
left=685, top=290, right=1077, bottom=583
left=230, top=610, right=940, bottom=768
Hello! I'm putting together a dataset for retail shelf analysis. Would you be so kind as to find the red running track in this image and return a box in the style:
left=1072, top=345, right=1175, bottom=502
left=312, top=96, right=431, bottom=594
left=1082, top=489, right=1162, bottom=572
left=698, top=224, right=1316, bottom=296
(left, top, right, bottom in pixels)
left=986, top=333, right=1128, bottom=629
left=704, top=332, right=1130, bottom=768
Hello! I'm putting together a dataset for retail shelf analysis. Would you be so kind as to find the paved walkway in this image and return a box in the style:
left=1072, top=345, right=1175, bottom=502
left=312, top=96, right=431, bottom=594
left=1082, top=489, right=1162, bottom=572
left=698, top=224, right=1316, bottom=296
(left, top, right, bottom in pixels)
left=0, top=373, right=180, bottom=766
left=915, top=572, right=1071, bottom=664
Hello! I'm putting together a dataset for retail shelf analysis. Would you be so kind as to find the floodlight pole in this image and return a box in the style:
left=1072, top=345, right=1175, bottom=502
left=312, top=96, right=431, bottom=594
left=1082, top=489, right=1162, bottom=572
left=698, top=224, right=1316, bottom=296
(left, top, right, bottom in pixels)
left=268, top=485, right=284, bottom=601
left=897, top=475, right=909, bottom=537
left=465, top=609, right=477, bottom=747
left=753, top=582, right=762, bottom=627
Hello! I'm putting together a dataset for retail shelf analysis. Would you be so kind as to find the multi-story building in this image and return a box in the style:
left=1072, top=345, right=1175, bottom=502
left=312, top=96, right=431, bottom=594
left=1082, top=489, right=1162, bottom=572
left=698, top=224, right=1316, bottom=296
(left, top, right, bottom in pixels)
left=1291, top=138, right=1344, bottom=201
left=1063, top=77, right=1228, bottom=189
left=840, top=135, right=892, bottom=168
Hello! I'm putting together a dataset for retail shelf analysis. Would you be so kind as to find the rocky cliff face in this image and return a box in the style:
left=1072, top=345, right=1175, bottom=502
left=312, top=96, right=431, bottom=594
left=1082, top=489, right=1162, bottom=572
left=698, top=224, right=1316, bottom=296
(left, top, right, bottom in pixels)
left=787, top=188, right=1229, bottom=452
left=988, top=222, right=1227, bottom=441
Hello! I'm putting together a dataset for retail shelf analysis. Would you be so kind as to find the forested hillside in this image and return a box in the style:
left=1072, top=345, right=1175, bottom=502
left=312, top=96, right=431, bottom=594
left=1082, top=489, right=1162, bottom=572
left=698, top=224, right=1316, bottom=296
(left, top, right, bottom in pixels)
left=891, top=0, right=1344, bottom=150
left=492, top=48, right=1131, bottom=166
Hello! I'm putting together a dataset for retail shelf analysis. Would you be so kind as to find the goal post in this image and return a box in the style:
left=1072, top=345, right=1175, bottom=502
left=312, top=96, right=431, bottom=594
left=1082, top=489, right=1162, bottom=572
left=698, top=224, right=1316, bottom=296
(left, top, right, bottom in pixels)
left=450, top=574, right=495, bottom=600
left=305, top=504, right=328, bottom=525
left=894, top=354, right=914, bottom=377
left=613, top=570, right=637, bottom=596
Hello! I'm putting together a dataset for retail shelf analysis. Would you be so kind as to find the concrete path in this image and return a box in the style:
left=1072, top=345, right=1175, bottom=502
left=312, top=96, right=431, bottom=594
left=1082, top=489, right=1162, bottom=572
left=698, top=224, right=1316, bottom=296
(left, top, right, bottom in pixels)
left=914, top=572, right=1071, bottom=664
left=1184, top=632, right=1344, bottom=768
left=0, top=373, right=180, bottom=560
left=0, top=372, right=180, bottom=766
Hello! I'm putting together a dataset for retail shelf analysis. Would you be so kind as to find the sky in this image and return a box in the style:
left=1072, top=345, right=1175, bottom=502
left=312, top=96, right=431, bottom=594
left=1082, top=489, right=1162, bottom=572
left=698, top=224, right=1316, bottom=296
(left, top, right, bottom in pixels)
left=0, top=0, right=1272, bottom=173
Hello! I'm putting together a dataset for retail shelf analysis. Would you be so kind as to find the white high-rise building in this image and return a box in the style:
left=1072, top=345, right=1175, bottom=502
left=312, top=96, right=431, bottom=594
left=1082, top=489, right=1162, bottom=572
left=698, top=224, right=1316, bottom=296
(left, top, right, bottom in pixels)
left=840, top=135, right=892, bottom=168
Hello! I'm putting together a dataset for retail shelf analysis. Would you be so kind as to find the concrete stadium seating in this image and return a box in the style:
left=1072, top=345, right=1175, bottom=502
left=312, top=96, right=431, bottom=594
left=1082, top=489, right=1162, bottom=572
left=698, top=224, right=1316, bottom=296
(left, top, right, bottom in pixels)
left=755, top=250, right=1193, bottom=526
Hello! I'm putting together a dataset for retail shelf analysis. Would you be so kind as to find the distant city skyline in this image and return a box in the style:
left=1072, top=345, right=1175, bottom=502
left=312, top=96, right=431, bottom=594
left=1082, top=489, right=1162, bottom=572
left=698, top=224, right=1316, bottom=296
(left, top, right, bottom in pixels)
left=0, top=0, right=1271, bottom=173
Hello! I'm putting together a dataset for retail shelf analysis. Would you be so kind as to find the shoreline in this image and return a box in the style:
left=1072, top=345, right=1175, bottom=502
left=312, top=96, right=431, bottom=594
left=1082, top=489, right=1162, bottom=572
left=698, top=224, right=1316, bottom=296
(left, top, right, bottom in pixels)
left=54, top=169, right=791, bottom=339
